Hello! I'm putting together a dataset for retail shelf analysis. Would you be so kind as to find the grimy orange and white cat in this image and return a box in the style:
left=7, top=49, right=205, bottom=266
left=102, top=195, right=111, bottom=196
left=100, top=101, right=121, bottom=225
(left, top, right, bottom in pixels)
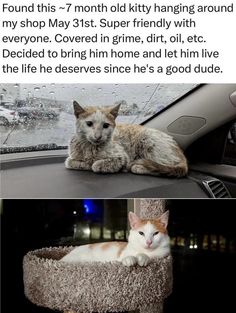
left=65, top=101, right=188, bottom=177
left=61, top=211, right=170, bottom=267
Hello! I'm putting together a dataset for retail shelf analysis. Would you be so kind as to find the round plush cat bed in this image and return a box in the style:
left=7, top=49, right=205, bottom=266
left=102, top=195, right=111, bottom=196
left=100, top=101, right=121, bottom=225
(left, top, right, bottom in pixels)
left=23, top=246, right=172, bottom=313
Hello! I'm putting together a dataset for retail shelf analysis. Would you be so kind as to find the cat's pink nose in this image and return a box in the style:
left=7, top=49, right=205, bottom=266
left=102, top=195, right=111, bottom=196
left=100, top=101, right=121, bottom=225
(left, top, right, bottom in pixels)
left=146, top=240, right=152, bottom=246
left=94, top=135, right=102, bottom=141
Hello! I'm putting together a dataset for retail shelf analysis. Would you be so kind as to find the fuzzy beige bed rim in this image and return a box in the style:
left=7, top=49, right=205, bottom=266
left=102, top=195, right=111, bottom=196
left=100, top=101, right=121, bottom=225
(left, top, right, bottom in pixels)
left=23, top=199, right=173, bottom=313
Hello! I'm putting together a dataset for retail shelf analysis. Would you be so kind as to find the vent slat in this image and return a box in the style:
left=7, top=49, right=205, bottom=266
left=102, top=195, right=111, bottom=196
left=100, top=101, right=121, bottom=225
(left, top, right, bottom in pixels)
left=208, top=180, right=220, bottom=187
left=213, top=186, right=225, bottom=195
left=208, top=181, right=221, bottom=187
left=215, top=190, right=228, bottom=198
left=203, top=179, right=230, bottom=198
left=208, top=181, right=221, bottom=188
left=210, top=184, right=224, bottom=194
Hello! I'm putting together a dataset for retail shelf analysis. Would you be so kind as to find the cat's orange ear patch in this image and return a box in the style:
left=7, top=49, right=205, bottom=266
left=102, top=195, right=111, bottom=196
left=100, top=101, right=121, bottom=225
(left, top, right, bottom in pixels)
left=129, top=212, right=142, bottom=229
left=158, top=210, right=169, bottom=229
left=150, top=211, right=169, bottom=233
left=109, top=103, right=121, bottom=119
left=73, top=101, right=86, bottom=118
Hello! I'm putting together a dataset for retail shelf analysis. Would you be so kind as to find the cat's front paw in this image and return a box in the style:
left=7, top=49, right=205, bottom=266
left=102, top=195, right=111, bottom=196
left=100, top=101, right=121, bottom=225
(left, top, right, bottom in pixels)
left=131, top=164, right=148, bottom=175
left=122, top=256, right=137, bottom=267
left=65, top=157, right=91, bottom=170
left=92, top=159, right=121, bottom=173
left=92, top=160, right=107, bottom=173
left=65, top=157, right=73, bottom=169
left=136, top=253, right=150, bottom=267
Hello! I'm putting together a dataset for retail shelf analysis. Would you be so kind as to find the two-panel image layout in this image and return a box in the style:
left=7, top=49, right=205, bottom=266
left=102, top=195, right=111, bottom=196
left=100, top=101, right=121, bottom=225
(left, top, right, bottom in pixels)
left=1, top=84, right=236, bottom=313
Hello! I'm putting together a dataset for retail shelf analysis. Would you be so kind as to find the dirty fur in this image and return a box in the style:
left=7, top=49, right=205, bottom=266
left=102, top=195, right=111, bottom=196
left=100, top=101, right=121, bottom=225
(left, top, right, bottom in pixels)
left=65, top=102, right=188, bottom=177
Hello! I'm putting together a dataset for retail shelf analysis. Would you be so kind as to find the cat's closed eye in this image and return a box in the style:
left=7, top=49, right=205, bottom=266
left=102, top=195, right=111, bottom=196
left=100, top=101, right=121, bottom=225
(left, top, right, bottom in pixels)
left=153, top=231, right=159, bottom=236
left=86, top=121, right=93, bottom=127
left=138, top=231, right=144, bottom=236
left=103, top=123, right=110, bottom=129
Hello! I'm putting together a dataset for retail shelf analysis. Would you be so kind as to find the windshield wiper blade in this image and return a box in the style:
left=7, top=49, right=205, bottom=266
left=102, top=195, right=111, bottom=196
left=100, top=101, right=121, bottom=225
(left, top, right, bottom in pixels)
left=0, top=143, right=67, bottom=154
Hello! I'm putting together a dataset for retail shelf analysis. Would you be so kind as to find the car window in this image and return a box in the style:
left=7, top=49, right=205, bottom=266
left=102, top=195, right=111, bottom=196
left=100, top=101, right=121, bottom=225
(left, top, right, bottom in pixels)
left=0, top=83, right=197, bottom=153
left=223, top=122, right=236, bottom=166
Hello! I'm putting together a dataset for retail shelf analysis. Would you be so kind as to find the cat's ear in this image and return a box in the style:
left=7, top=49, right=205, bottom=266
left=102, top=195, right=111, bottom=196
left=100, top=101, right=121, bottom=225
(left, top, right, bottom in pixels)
left=158, top=210, right=169, bottom=228
left=109, top=104, right=121, bottom=119
left=73, top=101, right=85, bottom=118
left=129, top=212, right=141, bottom=229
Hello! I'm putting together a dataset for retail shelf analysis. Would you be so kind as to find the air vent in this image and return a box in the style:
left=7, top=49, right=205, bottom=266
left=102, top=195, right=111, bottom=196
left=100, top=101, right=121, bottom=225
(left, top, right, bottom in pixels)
left=202, top=179, right=231, bottom=198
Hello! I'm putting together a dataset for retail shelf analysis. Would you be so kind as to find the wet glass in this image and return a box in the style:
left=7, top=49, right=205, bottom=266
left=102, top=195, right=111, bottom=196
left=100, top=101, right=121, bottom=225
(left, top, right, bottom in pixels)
left=0, top=83, right=197, bottom=152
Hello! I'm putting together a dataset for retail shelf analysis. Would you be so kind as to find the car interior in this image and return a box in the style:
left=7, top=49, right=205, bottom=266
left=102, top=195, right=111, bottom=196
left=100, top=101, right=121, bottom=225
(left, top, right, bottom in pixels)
left=1, top=83, right=236, bottom=198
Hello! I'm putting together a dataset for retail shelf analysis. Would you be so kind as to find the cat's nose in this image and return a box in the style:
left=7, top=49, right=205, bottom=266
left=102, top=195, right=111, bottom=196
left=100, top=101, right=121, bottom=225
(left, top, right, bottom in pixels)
left=94, top=134, right=102, bottom=140
left=146, top=240, right=152, bottom=246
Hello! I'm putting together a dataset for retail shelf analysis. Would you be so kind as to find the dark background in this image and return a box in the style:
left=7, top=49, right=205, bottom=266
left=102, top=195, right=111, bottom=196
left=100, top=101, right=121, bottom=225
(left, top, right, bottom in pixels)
left=1, top=199, right=236, bottom=313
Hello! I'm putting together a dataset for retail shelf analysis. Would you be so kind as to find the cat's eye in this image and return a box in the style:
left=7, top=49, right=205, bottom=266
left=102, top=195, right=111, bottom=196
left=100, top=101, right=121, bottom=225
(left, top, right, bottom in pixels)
left=138, top=231, right=144, bottom=236
left=153, top=231, right=159, bottom=236
left=103, top=123, right=110, bottom=129
left=86, top=121, right=93, bottom=127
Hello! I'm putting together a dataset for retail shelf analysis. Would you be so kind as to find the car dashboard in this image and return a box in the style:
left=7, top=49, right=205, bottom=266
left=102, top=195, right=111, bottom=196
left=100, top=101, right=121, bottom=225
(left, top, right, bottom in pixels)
left=1, top=150, right=233, bottom=199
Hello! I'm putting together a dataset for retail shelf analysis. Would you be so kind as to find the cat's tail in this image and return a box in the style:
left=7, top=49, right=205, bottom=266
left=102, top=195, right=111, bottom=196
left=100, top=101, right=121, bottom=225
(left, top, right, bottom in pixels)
left=130, top=158, right=188, bottom=178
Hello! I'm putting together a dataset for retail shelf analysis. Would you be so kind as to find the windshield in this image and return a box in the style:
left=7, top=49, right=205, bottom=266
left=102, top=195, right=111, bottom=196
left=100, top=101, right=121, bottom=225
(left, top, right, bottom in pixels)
left=0, top=83, right=197, bottom=153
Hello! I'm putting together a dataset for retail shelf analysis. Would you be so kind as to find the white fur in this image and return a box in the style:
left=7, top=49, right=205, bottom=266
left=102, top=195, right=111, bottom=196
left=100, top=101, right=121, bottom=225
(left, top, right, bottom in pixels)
left=61, top=212, right=170, bottom=267
left=61, top=244, right=120, bottom=263
left=123, top=222, right=170, bottom=260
